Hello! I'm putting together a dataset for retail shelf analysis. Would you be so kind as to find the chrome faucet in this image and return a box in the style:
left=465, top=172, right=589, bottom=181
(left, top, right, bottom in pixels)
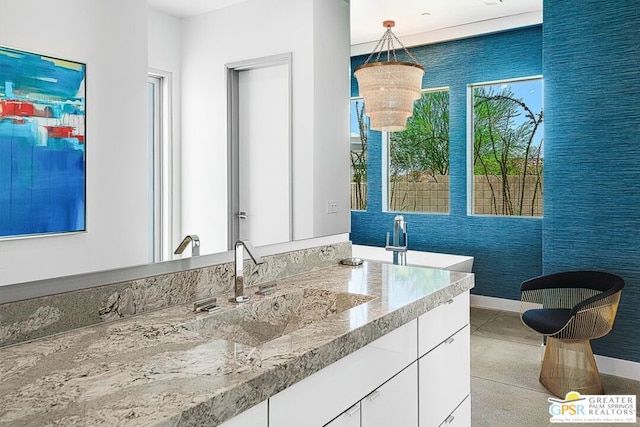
left=174, top=235, right=200, bottom=257
left=385, top=215, right=407, bottom=265
left=233, top=240, right=264, bottom=303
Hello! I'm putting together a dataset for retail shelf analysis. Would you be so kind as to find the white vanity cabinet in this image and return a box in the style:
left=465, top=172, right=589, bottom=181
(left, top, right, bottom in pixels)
left=361, top=362, right=419, bottom=427
left=441, top=395, right=471, bottom=427
left=229, top=290, right=470, bottom=427
left=324, top=403, right=361, bottom=427
left=418, top=292, right=471, bottom=427
left=419, top=325, right=470, bottom=427
left=325, top=362, right=419, bottom=427
left=219, top=400, right=267, bottom=427
left=269, top=319, right=418, bottom=427
left=418, top=291, right=469, bottom=356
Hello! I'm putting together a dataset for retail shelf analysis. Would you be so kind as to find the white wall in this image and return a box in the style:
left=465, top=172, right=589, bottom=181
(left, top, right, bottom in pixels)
left=0, top=0, right=149, bottom=285
left=181, top=0, right=351, bottom=250
left=313, top=0, right=351, bottom=237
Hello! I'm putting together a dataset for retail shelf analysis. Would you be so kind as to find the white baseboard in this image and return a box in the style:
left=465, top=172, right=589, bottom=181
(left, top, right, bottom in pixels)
left=471, top=294, right=640, bottom=381
left=470, top=294, right=520, bottom=312
left=594, top=354, right=640, bottom=381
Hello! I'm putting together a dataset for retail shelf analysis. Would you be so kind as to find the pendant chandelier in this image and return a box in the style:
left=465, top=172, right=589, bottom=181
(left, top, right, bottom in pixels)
left=354, top=21, right=424, bottom=132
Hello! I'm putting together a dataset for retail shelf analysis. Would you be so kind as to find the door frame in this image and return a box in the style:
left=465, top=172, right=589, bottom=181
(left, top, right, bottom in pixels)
left=226, top=53, right=293, bottom=250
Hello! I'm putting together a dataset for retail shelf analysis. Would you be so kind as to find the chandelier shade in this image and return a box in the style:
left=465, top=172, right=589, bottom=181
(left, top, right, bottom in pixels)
left=353, top=21, right=424, bottom=132
left=354, top=61, right=424, bottom=132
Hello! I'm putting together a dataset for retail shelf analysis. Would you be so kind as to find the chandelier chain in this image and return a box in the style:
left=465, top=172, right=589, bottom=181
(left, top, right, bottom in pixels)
left=363, top=27, right=420, bottom=65
left=389, top=29, right=421, bottom=64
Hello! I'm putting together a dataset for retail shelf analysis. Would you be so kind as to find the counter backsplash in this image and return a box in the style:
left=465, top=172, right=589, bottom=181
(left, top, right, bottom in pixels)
left=0, top=242, right=351, bottom=348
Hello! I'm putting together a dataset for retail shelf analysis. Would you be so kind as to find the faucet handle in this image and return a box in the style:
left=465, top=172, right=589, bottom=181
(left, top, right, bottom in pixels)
left=255, top=283, right=277, bottom=296
left=175, top=234, right=200, bottom=256
left=193, top=297, right=219, bottom=312
left=235, top=240, right=264, bottom=264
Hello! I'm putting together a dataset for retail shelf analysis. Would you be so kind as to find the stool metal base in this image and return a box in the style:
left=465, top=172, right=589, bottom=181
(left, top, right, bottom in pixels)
left=540, top=337, right=604, bottom=398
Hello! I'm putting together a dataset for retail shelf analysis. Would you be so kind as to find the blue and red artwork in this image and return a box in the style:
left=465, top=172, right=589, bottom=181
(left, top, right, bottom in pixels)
left=0, top=46, right=86, bottom=238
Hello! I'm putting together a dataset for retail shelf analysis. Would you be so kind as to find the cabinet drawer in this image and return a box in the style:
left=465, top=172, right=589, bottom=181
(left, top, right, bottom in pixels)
left=419, top=325, right=470, bottom=427
left=324, top=402, right=361, bottom=427
left=270, top=319, right=417, bottom=427
left=439, top=395, right=470, bottom=427
left=361, top=362, right=418, bottom=427
left=418, top=291, right=469, bottom=357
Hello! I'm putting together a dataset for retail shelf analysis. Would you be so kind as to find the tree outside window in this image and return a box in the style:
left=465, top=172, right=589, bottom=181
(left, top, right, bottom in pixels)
left=471, top=78, right=543, bottom=217
left=350, top=98, right=367, bottom=210
left=388, top=89, right=450, bottom=213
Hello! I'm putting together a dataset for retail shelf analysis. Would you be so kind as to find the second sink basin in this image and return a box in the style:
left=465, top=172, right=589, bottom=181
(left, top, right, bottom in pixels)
left=183, top=288, right=376, bottom=347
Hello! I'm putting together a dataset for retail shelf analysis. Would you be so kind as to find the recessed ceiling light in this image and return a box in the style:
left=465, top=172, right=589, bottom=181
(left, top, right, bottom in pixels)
left=422, top=12, right=431, bottom=16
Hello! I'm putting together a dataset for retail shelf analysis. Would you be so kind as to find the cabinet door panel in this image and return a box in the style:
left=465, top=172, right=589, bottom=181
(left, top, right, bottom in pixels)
left=442, top=395, right=470, bottom=427
left=324, top=402, right=361, bottom=427
left=219, top=400, right=267, bottom=427
left=361, top=362, right=418, bottom=427
left=270, top=320, right=417, bottom=427
left=418, top=291, right=469, bottom=357
left=419, top=325, right=470, bottom=427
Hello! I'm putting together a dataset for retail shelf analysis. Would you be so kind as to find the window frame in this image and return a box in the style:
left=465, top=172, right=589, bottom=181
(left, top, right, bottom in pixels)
left=466, top=75, right=544, bottom=218
left=148, top=69, right=175, bottom=261
left=384, top=86, right=451, bottom=215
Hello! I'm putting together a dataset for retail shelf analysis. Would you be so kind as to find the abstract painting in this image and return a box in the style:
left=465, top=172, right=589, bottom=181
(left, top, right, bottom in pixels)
left=0, top=46, right=86, bottom=238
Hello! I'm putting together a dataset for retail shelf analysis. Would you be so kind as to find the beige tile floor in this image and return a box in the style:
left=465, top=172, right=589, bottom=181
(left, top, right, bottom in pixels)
left=470, top=308, right=639, bottom=427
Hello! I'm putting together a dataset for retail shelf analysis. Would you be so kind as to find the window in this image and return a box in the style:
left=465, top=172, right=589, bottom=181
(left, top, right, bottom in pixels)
left=350, top=98, right=368, bottom=210
left=387, top=89, right=450, bottom=213
left=147, top=71, right=173, bottom=261
left=470, top=77, right=543, bottom=217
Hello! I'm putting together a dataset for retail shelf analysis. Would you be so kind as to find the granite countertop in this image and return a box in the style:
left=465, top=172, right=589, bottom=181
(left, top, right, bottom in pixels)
left=0, top=261, right=474, bottom=427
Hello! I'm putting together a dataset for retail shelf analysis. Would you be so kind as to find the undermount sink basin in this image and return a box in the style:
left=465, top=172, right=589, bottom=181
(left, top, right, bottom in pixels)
left=182, top=288, right=376, bottom=347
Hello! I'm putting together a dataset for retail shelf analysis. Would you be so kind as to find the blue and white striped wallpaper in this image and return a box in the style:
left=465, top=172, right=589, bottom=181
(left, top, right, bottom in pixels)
left=351, top=26, right=544, bottom=302
left=543, top=0, right=640, bottom=363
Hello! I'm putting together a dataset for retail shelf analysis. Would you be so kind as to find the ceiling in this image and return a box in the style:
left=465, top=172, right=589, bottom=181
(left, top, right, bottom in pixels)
left=147, top=0, right=247, bottom=18
left=147, top=0, right=542, bottom=45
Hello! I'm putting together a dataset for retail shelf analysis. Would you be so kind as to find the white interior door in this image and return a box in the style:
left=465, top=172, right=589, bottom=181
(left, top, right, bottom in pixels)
left=237, top=63, right=291, bottom=246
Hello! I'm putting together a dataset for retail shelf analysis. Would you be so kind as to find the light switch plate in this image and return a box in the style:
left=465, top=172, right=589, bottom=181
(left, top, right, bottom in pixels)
left=327, top=200, right=338, bottom=214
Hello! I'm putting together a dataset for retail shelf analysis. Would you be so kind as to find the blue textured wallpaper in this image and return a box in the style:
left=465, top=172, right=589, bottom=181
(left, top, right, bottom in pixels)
left=351, top=26, right=543, bottom=301
left=543, top=0, right=640, bottom=362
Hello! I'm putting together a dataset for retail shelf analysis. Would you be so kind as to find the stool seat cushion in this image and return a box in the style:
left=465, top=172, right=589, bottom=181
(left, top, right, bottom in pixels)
left=522, top=308, right=572, bottom=335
